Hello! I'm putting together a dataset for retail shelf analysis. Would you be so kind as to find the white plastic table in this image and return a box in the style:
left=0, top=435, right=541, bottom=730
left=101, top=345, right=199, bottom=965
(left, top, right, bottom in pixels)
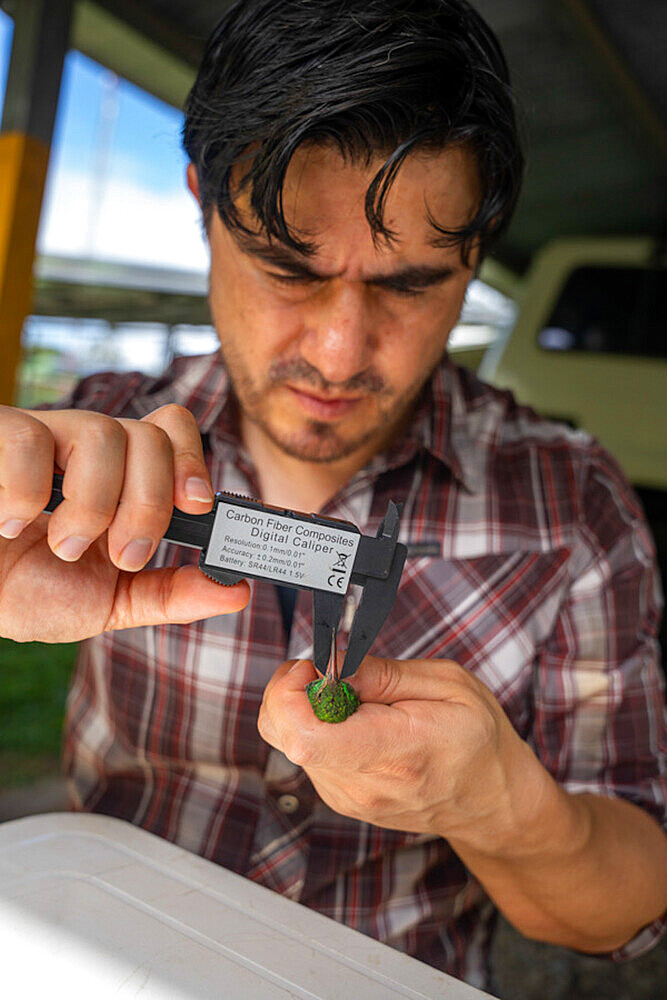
left=0, top=813, right=494, bottom=999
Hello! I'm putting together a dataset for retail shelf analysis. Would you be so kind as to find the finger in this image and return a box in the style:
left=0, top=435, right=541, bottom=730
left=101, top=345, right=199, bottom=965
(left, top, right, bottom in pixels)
left=37, top=411, right=127, bottom=561
left=351, top=654, right=477, bottom=705
left=259, top=658, right=321, bottom=750
left=258, top=658, right=316, bottom=749
left=262, top=657, right=314, bottom=700
left=105, top=419, right=175, bottom=571
left=259, top=658, right=400, bottom=769
left=142, top=404, right=214, bottom=512
left=106, top=564, right=250, bottom=630
left=262, top=647, right=345, bottom=699
left=0, top=407, right=54, bottom=537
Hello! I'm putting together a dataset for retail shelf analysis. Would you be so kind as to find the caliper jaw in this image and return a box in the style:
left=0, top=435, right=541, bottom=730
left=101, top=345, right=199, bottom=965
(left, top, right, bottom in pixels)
left=312, top=589, right=346, bottom=675
left=339, top=501, right=407, bottom=679
left=196, top=494, right=407, bottom=679
left=44, top=476, right=407, bottom=679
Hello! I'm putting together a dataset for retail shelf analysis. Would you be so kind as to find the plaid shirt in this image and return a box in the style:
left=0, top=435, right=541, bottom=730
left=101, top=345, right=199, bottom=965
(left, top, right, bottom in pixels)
left=48, top=353, right=665, bottom=989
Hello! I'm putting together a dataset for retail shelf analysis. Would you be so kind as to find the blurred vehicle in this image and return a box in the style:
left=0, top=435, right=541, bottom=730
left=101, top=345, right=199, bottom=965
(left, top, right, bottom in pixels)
left=480, top=237, right=667, bottom=659
left=480, top=237, right=666, bottom=489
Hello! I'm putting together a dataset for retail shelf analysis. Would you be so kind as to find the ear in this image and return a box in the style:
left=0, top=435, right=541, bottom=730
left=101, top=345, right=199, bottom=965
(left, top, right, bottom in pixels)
left=186, top=163, right=201, bottom=204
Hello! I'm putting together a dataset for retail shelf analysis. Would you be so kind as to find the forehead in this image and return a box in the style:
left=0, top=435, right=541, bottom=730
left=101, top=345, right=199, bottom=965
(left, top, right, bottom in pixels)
left=236, top=143, right=480, bottom=263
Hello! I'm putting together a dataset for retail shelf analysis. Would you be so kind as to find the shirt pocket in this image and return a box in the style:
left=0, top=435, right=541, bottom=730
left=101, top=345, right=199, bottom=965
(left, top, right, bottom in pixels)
left=370, top=549, right=572, bottom=723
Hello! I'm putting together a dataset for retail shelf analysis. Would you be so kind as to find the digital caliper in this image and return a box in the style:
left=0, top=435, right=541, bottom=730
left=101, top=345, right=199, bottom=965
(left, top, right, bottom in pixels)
left=46, top=474, right=407, bottom=679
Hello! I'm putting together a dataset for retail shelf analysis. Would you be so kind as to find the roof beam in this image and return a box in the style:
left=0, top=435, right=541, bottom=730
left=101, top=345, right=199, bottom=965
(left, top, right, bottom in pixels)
left=71, top=1, right=195, bottom=110
left=91, top=0, right=206, bottom=67
left=1, top=0, right=73, bottom=143
left=555, top=0, right=667, bottom=167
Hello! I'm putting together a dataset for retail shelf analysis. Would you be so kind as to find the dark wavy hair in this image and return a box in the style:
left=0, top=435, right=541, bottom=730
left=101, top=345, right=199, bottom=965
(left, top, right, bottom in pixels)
left=183, top=0, right=523, bottom=264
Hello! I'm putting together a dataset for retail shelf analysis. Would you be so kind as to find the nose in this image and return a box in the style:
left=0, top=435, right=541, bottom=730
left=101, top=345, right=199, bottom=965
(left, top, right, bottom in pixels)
left=299, top=280, right=375, bottom=386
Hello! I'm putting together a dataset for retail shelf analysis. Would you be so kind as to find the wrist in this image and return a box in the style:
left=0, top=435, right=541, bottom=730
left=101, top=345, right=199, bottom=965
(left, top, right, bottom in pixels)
left=448, top=740, right=591, bottom=863
left=499, top=762, right=591, bottom=864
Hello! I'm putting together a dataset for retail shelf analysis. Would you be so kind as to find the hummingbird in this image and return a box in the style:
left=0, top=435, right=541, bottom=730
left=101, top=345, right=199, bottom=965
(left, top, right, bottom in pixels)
left=306, top=628, right=360, bottom=723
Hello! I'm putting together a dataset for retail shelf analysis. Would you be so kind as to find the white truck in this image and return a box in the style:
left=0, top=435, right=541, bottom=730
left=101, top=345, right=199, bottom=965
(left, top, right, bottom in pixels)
left=478, top=237, right=666, bottom=660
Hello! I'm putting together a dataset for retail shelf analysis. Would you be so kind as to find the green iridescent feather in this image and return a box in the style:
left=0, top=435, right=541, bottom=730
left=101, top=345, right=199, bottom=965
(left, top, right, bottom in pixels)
left=306, top=677, right=360, bottom=723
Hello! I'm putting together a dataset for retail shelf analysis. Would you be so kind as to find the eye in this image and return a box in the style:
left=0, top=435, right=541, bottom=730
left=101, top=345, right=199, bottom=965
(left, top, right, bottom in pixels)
left=384, top=285, right=425, bottom=298
left=267, top=271, right=320, bottom=286
left=376, top=282, right=428, bottom=299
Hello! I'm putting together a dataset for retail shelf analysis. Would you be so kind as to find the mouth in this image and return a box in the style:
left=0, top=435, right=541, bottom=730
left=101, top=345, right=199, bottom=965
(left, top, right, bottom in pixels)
left=285, top=385, right=364, bottom=420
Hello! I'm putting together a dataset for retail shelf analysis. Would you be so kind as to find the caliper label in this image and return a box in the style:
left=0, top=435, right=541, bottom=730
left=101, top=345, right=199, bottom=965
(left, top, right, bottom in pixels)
left=206, top=502, right=360, bottom=593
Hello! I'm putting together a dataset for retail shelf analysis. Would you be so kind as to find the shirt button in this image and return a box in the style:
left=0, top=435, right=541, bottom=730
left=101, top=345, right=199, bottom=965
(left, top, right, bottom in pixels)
left=277, top=794, right=300, bottom=814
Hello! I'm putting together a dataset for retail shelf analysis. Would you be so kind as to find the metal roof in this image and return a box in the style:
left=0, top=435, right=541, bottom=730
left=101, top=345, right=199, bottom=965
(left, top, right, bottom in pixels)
left=6, top=0, right=667, bottom=271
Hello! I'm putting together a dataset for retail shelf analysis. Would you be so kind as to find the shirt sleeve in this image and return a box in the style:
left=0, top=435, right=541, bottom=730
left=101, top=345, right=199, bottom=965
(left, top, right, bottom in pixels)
left=531, top=444, right=666, bottom=960
left=33, top=369, right=153, bottom=416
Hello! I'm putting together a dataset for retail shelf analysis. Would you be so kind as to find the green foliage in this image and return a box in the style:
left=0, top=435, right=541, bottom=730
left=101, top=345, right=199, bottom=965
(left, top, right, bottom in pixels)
left=0, top=639, right=78, bottom=788
left=16, top=346, right=76, bottom=408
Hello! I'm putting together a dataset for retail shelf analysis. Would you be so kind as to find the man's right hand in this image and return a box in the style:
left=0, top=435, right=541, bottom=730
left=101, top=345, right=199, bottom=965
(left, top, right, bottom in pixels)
left=0, top=404, right=250, bottom=644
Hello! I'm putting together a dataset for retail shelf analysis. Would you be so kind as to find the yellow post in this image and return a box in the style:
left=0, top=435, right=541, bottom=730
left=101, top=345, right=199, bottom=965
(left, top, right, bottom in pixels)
left=0, top=0, right=72, bottom=405
left=0, top=132, right=50, bottom=404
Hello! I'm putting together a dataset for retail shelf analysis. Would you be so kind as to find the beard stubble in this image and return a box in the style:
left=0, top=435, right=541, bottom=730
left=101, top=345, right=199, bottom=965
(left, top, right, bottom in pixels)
left=217, top=339, right=434, bottom=464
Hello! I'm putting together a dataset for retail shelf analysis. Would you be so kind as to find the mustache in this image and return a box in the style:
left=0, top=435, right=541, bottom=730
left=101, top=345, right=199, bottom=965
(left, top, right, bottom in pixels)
left=267, top=358, right=387, bottom=395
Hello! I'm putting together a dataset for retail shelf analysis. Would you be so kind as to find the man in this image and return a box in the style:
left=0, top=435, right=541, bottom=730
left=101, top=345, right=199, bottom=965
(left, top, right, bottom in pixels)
left=0, top=0, right=665, bottom=990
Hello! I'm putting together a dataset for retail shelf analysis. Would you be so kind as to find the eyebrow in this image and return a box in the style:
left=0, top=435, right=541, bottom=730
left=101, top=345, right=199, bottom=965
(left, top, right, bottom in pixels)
left=236, top=236, right=457, bottom=290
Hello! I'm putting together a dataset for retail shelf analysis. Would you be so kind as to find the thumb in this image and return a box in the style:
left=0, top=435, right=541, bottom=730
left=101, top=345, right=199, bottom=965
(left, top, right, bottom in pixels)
left=352, top=654, right=468, bottom=704
left=106, top=564, right=250, bottom=629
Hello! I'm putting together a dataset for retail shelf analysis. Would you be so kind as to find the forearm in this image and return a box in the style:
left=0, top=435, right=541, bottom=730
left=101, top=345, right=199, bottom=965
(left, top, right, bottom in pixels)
left=261, top=653, right=666, bottom=953
left=449, top=777, right=667, bottom=952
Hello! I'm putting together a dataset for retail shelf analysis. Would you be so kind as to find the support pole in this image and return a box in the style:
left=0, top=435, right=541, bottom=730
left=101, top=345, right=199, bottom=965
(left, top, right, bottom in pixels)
left=0, top=0, right=73, bottom=405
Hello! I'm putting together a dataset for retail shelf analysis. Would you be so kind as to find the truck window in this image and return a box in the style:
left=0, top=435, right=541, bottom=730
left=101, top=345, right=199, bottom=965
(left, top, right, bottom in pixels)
left=538, top=265, right=667, bottom=359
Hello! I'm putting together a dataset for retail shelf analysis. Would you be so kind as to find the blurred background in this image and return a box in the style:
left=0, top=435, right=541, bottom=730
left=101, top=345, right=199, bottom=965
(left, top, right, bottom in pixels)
left=0, top=2, right=665, bottom=997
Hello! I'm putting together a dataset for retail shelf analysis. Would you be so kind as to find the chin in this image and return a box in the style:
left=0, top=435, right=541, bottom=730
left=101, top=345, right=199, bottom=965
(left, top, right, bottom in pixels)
left=274, top=431, right=364, bottom=463
left=266, top=415, right=377, bottom=464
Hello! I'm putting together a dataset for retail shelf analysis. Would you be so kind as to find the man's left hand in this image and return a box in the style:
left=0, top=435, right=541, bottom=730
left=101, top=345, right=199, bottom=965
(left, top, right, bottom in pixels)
left=258, top=655, right=550, bottom=854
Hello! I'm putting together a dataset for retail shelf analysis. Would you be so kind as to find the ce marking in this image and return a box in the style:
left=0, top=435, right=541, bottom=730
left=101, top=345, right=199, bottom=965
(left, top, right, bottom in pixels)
left=328, top=550, right=350, bottom=589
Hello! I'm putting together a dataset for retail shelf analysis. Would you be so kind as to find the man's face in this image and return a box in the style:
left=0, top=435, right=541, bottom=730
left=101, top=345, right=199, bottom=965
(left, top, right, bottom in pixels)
left=197, top=143, right=479, bottom=465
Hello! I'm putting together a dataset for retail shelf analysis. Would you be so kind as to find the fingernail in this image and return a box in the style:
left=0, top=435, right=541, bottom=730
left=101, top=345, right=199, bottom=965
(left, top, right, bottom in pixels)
left=118, top=537, right=154, bottom=571
left=55, top=535, right=91, bottom=561
left=289, top=659, right=308, bottom=673
left=185, top=477, right=213, bottom=503
left=0, top=518, right=27, bottom=539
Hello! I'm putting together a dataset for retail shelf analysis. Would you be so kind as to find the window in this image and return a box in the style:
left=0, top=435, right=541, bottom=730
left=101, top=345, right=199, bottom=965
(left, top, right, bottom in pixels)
left=538, top=265, right=667, bottom=358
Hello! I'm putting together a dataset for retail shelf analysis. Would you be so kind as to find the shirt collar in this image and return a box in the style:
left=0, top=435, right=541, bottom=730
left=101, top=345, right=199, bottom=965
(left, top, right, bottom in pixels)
left=420, top=360, right=484, bottom=494
left=141, top=351, right=237, bottom=437
left=368, top=359, right=482, bottom=494
left=152, top=351, right=482, bottom=495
